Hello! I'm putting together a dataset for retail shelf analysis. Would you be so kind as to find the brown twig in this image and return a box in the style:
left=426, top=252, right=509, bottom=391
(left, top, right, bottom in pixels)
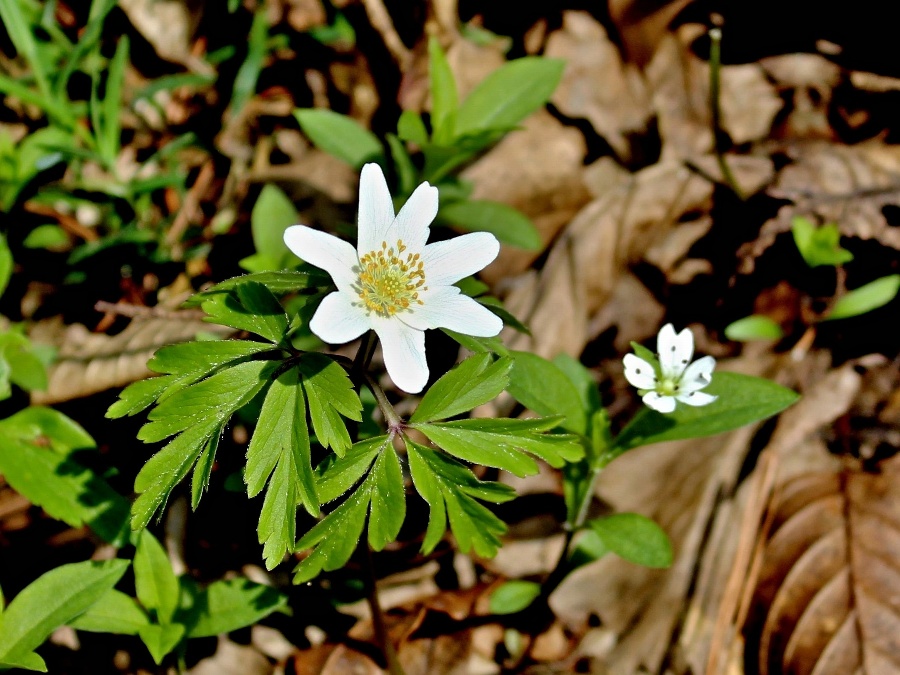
left=93, top=300, right=206, bottom=320
left=361, top=0, right=412, bottom=67
left=166, top=159, right=216, bottom=250
left=23, top=201, right=100, bottom=242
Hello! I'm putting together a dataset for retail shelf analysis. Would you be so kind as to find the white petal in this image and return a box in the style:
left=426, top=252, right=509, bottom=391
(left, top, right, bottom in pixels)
left=643, top=392, right=676, bottom=413
left=676, top=391, right=718, bottom=407
left=657, top=324, right=694, bottom=378
left=357, top=163, right=395, bottom=253
left=400, top=288, right=502, bottom=336
left=284, top=225, right=358, bottom=293
left=422, top=232, right=500, bottom=287
left=623, top=354, right=657, bottom=390
left=372, top=316, right=428, bottom=393
left=309, top=291, right=370, bottom=344
left=679, top=355, right=716, bottom=393
left=384, top=180, right=438, bottom=252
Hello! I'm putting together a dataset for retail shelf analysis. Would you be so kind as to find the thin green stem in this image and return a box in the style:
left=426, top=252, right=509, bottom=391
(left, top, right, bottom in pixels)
left=364, top=372, right=403, bottom=429
left=708, top=27, right=744, bottom=200
left=353, top=330, right=379, bottom=376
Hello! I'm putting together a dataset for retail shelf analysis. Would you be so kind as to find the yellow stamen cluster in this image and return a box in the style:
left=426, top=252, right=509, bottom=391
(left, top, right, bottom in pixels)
left=355, top=239, right=426, bottom=316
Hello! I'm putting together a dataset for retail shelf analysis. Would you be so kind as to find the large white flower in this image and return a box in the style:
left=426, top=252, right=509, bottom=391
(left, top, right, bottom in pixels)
left=623, top=324, right=717, bottom=413
left=283, top=163, right=503, bottom=393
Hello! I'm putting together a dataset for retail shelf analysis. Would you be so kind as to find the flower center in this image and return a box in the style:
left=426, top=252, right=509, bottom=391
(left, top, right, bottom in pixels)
left=355, top=239, right=427, bottom=317
left=658, top=378, right=678, bottom=396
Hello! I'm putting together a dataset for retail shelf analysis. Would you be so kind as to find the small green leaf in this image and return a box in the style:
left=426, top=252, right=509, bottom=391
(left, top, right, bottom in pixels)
left=440, top=200, right=541, bottom=250
left=0, top=560, right=129, bottom=666
left=613, top=372, right=799, bottom=453
left=824, top=274, right=900, bottom=321
left=428, top=37, right=458, bottom=145
left=0, top=650, right=46, bottom=671
left=442, top=329, right=510, bottom=356
left=183, top=270, right=329, bottom=307
left=107, top=374, right=177, bottom=418
left=246, top=184, right=301, bottom=269
left=147, top=339, right=274, bottom=377
left=476, top=296, right=530, bottom=334
left=316, top=436, right=388, bottom=504
left=0, top=233, right=12, bottom=298
left=367, top=444, right=407, bottom=551
left=134, top=531, right=180, bottom=624
left=191, top=433, right=219, bottom=510
left=293, top=488, right=369, bottom=583
left=455, top=57, right=565, bottom=137
left=791, top=216, right=854, bottom=268
left=397, top=110, right=429, bottom=146
left=489, top=580, right=541, bottom=615
left=184, top=578, right=288, bottom=638
left=507, top=351, right=587, bottom=435
left=23, top=224, right=69, bottom=250
left=293, top=109, right=384, bottom=168
left=552, top=353, right=602, bottom=416
left=138, top=623, right=185, bottom=665
left=68, top=589, right=149, bottom=635
left=299, top=353, right=363, bottom=455
left=724, top=315, right=784, bottom=341
left=588, top=513, right=673, bottom=568
left=410, top=354, right=512, bottom=423
left=200, top=285, right=289, bottom=344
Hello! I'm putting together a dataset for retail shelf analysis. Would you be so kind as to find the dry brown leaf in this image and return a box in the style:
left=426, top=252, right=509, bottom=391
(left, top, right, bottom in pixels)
left=607, top=0, right=694, bottom=66
left=188, top=636, right=273, bottom=675
left=118, top=0, right=211, bottom=73
left=746, top=453, right=900, bottom=675
left=29, top=315, right=231, bottom=405
left=546, top=11, right=652, bottom=161
left=760, top=54, right=841, bottom=140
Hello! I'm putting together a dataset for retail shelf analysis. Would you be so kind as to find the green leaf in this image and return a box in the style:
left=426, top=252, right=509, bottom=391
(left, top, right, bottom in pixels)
left=552, top=353, right=602, bottom=416
left=367, top=442, right=406, bottom=550
left=824, top=274, right=900, bottom=321
left=230, top=7, right=268, bottom=118
left=442, top=328, right=510, bottom=356
left=588, top=513, right=673, bottom=568
left=191, top=433, right=219, bottom=510
left=0, top=560, right=129, bottom=666
left=613, top=371, right=799, bottom=454
left=397, top=110, right=429, bottom=146
left=386, top=134, right=417, bottom=196
left=791, top=216, right=854, bottom=268
left=0, top=650, right=46, bottom=671
left=201, top=284, right=289, bottom=344
left=246, top=184, right=301, bottom=269
left=299, top=353, right=363, bottom=455
left=98, top=35, right=128, bottom=165
left=428, top=37, right=458, bottom=145
left=0, top=331, right=48, bottom=393
left=184, top=578, right=288, bottom=638
left=0, top=234, right=12, bottom=298
left=138, top=623, right=185, bottom=665
left=410, top=354, right=512, bottom=423
left=724, top=315, right=784, bottom=341
left=293, top=109, right=384, bottom=169
left=68, top=589, right=149, bottom=635
left=507, top=351, right=587, bottom=435
left=439, top=200, right=541, bottom=250
left=476, top=296, right=530, bottom=335
left=134, top=531, right=181, bottom=624
left=107, top=374, right=177, bottom=418
left=23, top=224, right=69, bottom=250
left=406, top=440, right=514, bottom=557
left=183, top=270, right=329, bottom=307
left=455, top=57, right=565, bottom=137
left=316, top=436, right=388, bottom=504
left=489, top=580, right=541, bottom=615
left=148, top=339, right=275, bottom=377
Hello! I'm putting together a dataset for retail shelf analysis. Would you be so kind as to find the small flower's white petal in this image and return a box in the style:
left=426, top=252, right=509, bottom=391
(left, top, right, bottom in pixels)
left=357, top=163, right=395, bottom=252
left=284, top=225, right=358, bottom=292
left=385, top=180, right=438, bottom=252
left=623, top=354, right=658, bottom=390
left=657, top=324, right=694, bottom=378
left=676, top=391, right=718, bottom=407
left=309, top=291, right=370, bottom=344
left=372, top=316, right=428, bottom=393
left=679, top=355, right=716, bottom=393
left=400, top=288, right=502, bottom=336
left=643, top=391, right=676, bottom=413
left=422, top=232, right=500, bottom=287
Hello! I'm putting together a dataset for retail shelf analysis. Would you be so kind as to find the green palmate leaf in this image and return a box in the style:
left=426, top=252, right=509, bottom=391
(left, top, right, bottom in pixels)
left=410, top=354, right=512, bottom=423
left=183, top=270, right=330, bottom=307
left=294, top=443, right=406, bottom=582
left=724, top=315, right=784, bottom=341
left=299, top=353, right=363, bottom=455
left=139, top=623, right=185, bottom=665
left=439, top=200, right=541, bottom=250
left=489, top=580, right=542, bottom=615
left=244, top=184, right=301, bottom=272
left=107, top=374, right=177, bottom=418
left=293, top=109, right=384, bottom=168
left=552, top=353, right=602, bottom=416
left=613, top=371, right=799, bottom=454
left=0, top=560, right=129, bottom=668
left=184, top=578, right=288, bottom=638
left=140, top=360, right=273, bottom=443
left=316, top=436, right=389, bottom=503
left=791, top=216, right=854, bottom=268
left=191, top=432, right=219, bottom=510
left=0, top=408, right=130, bottom=545
left=455, top=57, right=565, bottom=137
left=507, top=351, right=588, bottom=435
left=428, top=37, right=458, bottom=145
left=588, top=513, right=673, bottom=568
left=134, top=531, right=180, bottom=624
left=397, top=110, right=429, bottom=146
left=67, top=589, right=149, bottom=635
left=825, top=274, right=900, bottom=320
left=246, top=368, right=318, bottom=569
left=148, top=338, right=275, bottom=378
left=201, top=284, right=288, bottom=344
left=0, top=331, right=48, bottom=393
left=413, top=417, right=583, bottom=476
left=406, top=441, right=514, bottom=557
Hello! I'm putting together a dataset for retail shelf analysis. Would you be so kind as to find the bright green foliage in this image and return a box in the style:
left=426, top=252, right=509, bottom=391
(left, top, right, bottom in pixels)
left=0, top=559, right=129, bottom=671
left=588, top=513, right=673, bottom=568
left=299, top=353, right=363, bottom=455
left=825, top=274, right=900, bottom=320
left=439, top=199, right=541, bottom=251
left=724, top=315, right=784, bottom=341
left=180, top=578, right=288, bottom=638
left=791, top=216, right=854, bottom=268
left=489, top=580, right=542, bottom=615
left=0, top=328, right=50, bottom=400
left=241, top=184, right=303, bottom=273
left=293, top=109, right=384, bottom=169
left=507, top=351, right=588, bottom=434
left=410, top=353, right=512, bottom=423
left=201, top=282, right=289, bottom=344
left=182, top=270, right=329, bottom=307
left=294, top=436, right=405, bottom=583
left=67, top=589, right=148, bottom=635
left=406, top=440, right=514, bottom=557
left=0, top=234, right=12, bottom=295
left=427, top=37, right=459, bottom=145
left=0, top=407, right=130, bottom=545
left=134, top=531, right=180, bottom=625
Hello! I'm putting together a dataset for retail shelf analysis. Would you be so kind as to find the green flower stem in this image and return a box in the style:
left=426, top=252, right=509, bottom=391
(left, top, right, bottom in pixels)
left=364, top=372, right=403, bottom=430
left=708, top=27, right=744, bottom=200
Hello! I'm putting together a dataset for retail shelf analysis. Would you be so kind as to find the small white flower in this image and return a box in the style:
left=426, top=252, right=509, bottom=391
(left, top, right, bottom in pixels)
left=623, top=324, right=717, bottom=414
left=283, top=163, right=502, bottom=394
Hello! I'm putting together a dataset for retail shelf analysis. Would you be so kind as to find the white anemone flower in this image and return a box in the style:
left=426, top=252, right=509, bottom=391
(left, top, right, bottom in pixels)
left=283, top=163, right=503, bottom=394
left=623, top=324, right=717, bottom=414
